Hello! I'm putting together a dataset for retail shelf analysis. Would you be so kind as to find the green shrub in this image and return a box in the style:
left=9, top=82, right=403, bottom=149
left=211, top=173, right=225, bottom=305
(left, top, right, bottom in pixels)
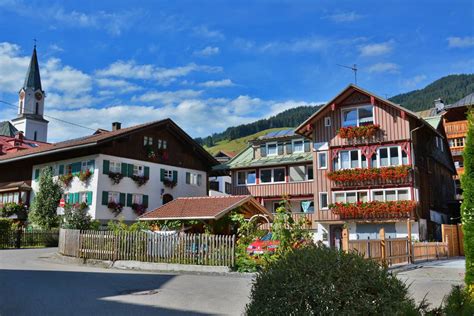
left=61, top=203, right=92, bottom=230
left=245, top=245, right=417, bottom=315
left=0, top=218, right=13, bottom=231
left=442, top=285, right=474, bottom=315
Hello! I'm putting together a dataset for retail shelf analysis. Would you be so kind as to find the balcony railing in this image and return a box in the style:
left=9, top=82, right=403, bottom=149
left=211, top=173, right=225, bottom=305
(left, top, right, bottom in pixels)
left=231, top=181, right=313, bottom=197
left=445, top=120, right=468, bottom=137
left=329, top=200, right=417, bottom=221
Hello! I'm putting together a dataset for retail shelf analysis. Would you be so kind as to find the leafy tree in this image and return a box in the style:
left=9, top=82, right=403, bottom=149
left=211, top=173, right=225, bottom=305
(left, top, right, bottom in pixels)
left=62, top=203, right=92, bottom=230
left=29, top=167, right=63, bottom=229
left=461, top=109, right=474, bottom=288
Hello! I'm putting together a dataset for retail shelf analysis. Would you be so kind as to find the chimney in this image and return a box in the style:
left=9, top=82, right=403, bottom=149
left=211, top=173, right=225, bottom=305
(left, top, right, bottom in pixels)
left=112, top=122, right=121, bottom=131
left=434, top=98, right=445, bottom=113
left=15, top=131, right=24, bottom=141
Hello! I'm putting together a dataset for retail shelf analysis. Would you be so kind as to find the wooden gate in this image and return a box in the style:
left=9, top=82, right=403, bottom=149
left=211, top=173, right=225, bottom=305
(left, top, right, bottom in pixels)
left=442, top=224, right=464, bottom=257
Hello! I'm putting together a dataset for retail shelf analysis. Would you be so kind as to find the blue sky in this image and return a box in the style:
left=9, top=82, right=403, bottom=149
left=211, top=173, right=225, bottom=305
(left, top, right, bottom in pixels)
left=0, top=0, right=473, bottom=142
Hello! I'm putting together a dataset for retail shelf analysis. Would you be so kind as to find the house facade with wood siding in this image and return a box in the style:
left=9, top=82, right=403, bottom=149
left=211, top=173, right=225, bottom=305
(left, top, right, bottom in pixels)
left=296, top=85, right=456, bottom=247
left=0, top=119, right=218, bottom=223
left=226, top=129, right=315, bottom=218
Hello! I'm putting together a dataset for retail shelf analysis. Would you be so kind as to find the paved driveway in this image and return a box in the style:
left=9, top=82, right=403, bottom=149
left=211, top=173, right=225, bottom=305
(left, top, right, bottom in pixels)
left=0, top=248, right=465, bottom=315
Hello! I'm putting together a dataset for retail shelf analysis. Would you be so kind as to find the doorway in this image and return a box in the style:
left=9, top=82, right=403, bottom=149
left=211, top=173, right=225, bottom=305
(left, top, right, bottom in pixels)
left=330, top=225, right=344, bottom=250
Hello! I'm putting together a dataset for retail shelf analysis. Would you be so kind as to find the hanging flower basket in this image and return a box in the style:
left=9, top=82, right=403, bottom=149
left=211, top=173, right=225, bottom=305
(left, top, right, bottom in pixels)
left=131, top=175, right=149, bottom=186
left=329, top=200, right=416, bottom=220
left=59, top=173, right=73, bottom=187
left=338, top=124, right=381, bottom=139
left=107, top=202, right=123, bottom=216
left=131, top=203, right=147, bottom=216
left=145, top=145, right=156, bottom=159
left=108, top=172, right=123, bottom=185
left=72, top=202, right=88, bottom=211
left=78, top=169, right=92, bottom=182
left=163, top=179, right=177, bottom=188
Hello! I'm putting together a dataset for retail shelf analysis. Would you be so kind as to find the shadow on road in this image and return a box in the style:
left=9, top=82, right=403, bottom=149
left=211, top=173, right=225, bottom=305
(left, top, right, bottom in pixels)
left=0, top=269, right=213, bottom=316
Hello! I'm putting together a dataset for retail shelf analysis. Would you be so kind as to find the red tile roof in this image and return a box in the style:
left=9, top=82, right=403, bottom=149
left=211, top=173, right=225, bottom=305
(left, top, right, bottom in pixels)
left=139, top=195, right=271, bottom=220
left=0, top=135, right=47, bottom=155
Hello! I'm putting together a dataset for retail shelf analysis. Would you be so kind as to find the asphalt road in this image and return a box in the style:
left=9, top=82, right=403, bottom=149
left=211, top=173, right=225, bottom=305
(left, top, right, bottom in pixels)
left=0, top=248, right=466, bottom=315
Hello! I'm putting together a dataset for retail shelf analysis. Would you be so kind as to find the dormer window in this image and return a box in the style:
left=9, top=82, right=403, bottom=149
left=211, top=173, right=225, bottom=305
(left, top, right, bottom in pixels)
left=342, top=105, right=374, bottom=127
left=292, top=139, right=304, bottom=153
left=266, top=142, right=277, bottom=156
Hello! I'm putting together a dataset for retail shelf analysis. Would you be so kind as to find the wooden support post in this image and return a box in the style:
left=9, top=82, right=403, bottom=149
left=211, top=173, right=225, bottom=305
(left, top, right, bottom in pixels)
left=379, top=227, right=386, bottom=266
left=407, top=219, right=413, bottom=263
left=342, top=227, right=349, bottom=252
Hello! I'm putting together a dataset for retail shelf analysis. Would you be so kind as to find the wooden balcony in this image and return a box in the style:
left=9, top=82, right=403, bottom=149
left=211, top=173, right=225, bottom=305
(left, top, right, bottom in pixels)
left=231, top=181, right=313, bottom=197
left=445, top=120, right=468, bottom=138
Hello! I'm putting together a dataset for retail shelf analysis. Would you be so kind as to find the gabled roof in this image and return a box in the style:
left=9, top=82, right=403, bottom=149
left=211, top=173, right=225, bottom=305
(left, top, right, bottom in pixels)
left=23, top=47, right=42, bottom=91
left=0, top=119, right=218, bottom=167
left=446, top=92, right=474, bottom=109
left=139, top=195, right=271, bottom=220
left=295, top=84, right=442, bottom=138
left=0, top=121, right=18, bottom=137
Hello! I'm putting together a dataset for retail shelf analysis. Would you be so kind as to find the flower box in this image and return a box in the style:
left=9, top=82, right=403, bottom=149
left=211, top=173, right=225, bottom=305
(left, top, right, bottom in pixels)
left=59, top=173, right=73, bottom=187
left=329, top=200, right=416, bottom=220
left=327, top=166, right=411, bottom=185
left=108, top=172, right=123, bottom=185
left=78, top=169, right=92, bottom=182
left=338, top=124, right=380, bottom=139
left=131, top=175, right=149, bottom=186
left=163, top=178, right=177, bottom=188
left=107, top=201, right=123, bottom=216
left=131, top=203, right=147, bottom=216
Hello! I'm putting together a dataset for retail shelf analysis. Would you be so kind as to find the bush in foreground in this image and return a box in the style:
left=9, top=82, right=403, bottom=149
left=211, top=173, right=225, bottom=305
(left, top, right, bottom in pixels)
left=442, top=285, right=474, bottom=315
left=245, top=245, right=417, bottom=315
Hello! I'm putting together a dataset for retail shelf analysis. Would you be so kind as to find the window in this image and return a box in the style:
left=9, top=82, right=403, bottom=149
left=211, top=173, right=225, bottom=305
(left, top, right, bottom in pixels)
left=187, top=172, right=203, bottom=186
left=324, top=117, right=331, bottom=127
left=225, top=182, right=231, bottom=194
left=132, top=194, right=143, bottom=204
left=374, top=146, right=405, bottom=167
left=307, top=165, right=314, bottom=180
left=371, top=188, right=410, bottom=201
left=110, top=161, right=121, bottom=173
left=289, top=165, right=305, bottom=182
left=450, top=138, right=465, bottom=148
left=0, top=192, right=19, bottom=204
left=266, top=143, right=277, bottom=156
left=78, top=191, right=92, bottom=205
left=144, top=136, right=153, bottom=146
left=334, top=150, right=362, bottom=170
left=292, top=139, right=304, bottom=153
left=158, top=139, right=168, bottom=149
left=133, top=165, right=144, bottom=176
left=342, top=105, right=374, bottom=127
left=33, top=131, right=37, bottom=141
left=237, top=170, right=256, bottom=185
left=108, top=192, right=120, bottom=203
left=210, top=181, right=219, bottom=191
left=300, top=200, right=314, bottom=213
left=163, top=169, right=173, bottom=180
left=318, top=151, right=327, bottom=169
left=319, top=192, right=328, bottom=210
left=333, top=191, right=368, bottom=203
left=260, top=168, right=285, bottom=183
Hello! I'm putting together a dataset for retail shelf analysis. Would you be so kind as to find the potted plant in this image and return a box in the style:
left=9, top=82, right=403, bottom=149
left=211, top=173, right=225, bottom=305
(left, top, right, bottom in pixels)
left=131, top=175, right=149, bottom=186
left=107, top=201, right=123, bottom=216
left=108, top=172, right=123, bottom=184
left=131, top=203, right=147, bottom=216
left=163, top=178, right=177, bottom=188
left=59, top=173, right=74, bottom=187
left=145, top=145, right=156, bottom=159
left=78, top=169, right=92, bottom=183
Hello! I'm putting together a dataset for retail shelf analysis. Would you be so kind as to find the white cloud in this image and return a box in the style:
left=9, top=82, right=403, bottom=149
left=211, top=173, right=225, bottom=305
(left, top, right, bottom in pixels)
left=359, top=40, right=394, bottom=57
left=447, top=36, right=474, bottom=48
left=198, top=79, right=234, bottom=88
left=42, top=58, right=92, bottom=95
left=0, top=42, right=29, bottom=92
left=193, top=46, right=220, bottom=57
left=96, top=60, right=222, bottom=85
left=236, top=36, right=328, bottom=54
left=133, top=89, right=203, bottom=104
left=95, top=78, right=142, bottom=93
left=402, top=74, right=427, bottom=89
left=367, top=62, right=400, bottom=74
left=324, top=11, right=363, bottom=23
left=192, top=26, right=225, bottom=40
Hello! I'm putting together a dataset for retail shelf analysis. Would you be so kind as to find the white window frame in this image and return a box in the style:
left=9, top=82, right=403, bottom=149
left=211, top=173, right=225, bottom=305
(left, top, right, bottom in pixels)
left=335, top=149, right=363, bottom=170
left=318, top=151, right=328, bottom=169
left=374, top=146, right=404, bottom=168
left=260, top=167, right=286, bottom=184
left=371, top=187, right=411, bottom=202
left=108, top=192, right=120, bottom=203
left=324, top=117, right=331, bottom=127
left=319, top=192, right=329, bottom=210
left=164, top=169, right=173, bottom=181
left=341, top=105, right=375, bottom=127
left=236, top=170, right=256, bottom=186
left=332, top=190, right=369, bottom=203
left=292, top=139, right=304, bottom=153
left=306, top=165, right=314, bottom=181
left=266, top=142, right=278, bottom=156
left=133, top=165, right=144, bottom=176
left=109, top=161, right=121, bottom=173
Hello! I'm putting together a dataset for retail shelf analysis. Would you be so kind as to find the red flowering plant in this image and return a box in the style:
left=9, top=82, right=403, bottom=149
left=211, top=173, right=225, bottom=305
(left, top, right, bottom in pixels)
left=107, top=201, right=123, bottom=216
left=329, top=200, right=416, bottom=220
left=131, top=203, right=147, bottom=216
left=78, top=169, right=92, bottom=182
left=59, top=173, right=73, bottom=187
left=338, top=124, right=380, bottom=139
left=327, top=166, right=411, bottom=185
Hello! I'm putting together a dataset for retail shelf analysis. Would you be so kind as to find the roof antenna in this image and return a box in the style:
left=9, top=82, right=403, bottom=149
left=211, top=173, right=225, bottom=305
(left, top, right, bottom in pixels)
left=337, top=64, right=357, bottom=84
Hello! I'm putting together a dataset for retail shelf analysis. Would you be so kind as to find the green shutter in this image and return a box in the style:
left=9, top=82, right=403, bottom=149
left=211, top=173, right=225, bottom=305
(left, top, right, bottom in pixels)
left=72, top=162, right=81, bottom=175
left=144, top=166, right=150, bottom=178
left=74, top=192, right=80, bottom=203
left=87, top=191, right=93, bottom=206
left=186, top=172, right=190, bottom=184
left=34, top=169, right=40, bottom=180
left=103, top=160, right=110, bottom=174
left=58, top=165, right=64, bottom=175
left=143, top=195, right=149, bottom=208
left=68, top=193, right=73, bottom=204
left=160, top=169, right=165, bottom=181
left=119, top=193, right=126, bottom=205
left=87, top=160, right=95, bottom=171
left=127, top=164, right=134, bottom=177
left=173, top=170, right=178, bottom=183
left=102, top=191, right=109, bottom=205
left=121, top=163, right=128, bottom=176
left=127, top=193, right=133, bottom=207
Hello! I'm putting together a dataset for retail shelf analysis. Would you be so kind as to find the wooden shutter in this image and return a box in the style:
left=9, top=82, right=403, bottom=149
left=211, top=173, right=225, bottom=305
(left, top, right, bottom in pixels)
left=121, top=163, right=128, bottom=176
left=87, top=191, right=93, bottom=206
left=186, top=172, right=191, bottom=184
left=278, top=143, right=284, bottom=155
left=34, top=169, right=40, bottom=180
left=103, top=160, right=110, bottom=174
left=172, top=170, right=178, bottom=183
left=127, top=164, right=134, bottom=177
left=102, top=191, right=109, bottom=205
left=126, top=193, right=133, bottom=207
left=304, top=141, right=310, bottom=152
left=143, top=195, right=149, bottom=208
left=144, top=166, right=150, bottom=178
left=160, top=169, right=165, bottom=181
left=58, top=165, right=64, bottom=175
left=260, top=144, right=267, bottom=157
left=119, top=193, right=126, bottom=205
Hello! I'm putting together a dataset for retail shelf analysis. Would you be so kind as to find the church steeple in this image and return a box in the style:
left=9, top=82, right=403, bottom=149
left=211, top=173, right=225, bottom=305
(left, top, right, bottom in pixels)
left=23, top=46, right=42, bottom=91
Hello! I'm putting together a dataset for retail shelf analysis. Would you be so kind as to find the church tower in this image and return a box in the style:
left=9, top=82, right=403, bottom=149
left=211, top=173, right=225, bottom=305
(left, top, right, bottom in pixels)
left=11, top=46, right=48, bottom=142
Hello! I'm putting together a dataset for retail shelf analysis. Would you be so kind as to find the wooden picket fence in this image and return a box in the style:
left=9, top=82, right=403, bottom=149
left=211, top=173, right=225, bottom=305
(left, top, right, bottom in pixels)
left=59, top=228, right=236, bottom=267
left=0, top=229, right=59, bottom=249
left=413, top=241, right=449, bottom=261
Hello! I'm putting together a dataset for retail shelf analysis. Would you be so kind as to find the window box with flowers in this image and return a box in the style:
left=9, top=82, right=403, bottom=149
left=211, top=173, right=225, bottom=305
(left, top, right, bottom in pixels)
left=78, top=169, right=92, bottom=183
left=107, top=201, right=123, bottom=216
left=338, top=124, right=381, bottom=139
left=327, top=166, right=412, bottom=186
left=131, top=175, right=149, bottom=186
left=59, top=173, right=74, bottom=187
left=329, top=200, right=416, bottom=220
left=163, top=178, right=177, bottom=188
left=108, top=172, right=123, bottom=185
left=131, top=203, right=147, bottom=216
